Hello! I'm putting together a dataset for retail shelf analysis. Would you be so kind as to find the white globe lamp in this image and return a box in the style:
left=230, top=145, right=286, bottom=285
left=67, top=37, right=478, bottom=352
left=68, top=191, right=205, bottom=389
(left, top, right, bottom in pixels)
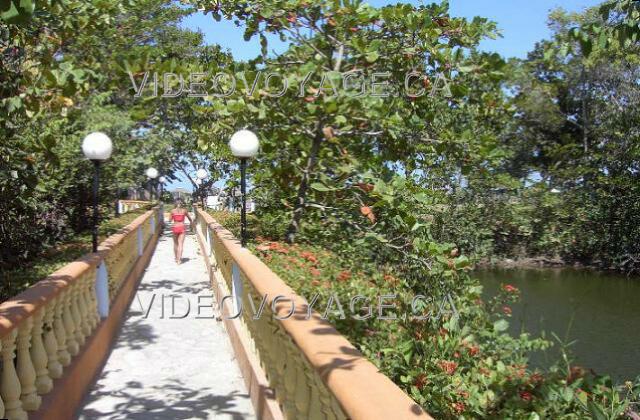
left=196, top=168, right=208, bottom=180
left=146, top=167, right=159, bottom=179
left=229, top=129, right=259, bottom=159
left=82, top=132, right=113, bottom=161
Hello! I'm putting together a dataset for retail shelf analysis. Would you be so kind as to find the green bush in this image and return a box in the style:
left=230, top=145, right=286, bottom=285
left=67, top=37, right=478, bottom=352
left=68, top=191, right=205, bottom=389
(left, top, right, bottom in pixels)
left=0, top=206, right=153, bottom=302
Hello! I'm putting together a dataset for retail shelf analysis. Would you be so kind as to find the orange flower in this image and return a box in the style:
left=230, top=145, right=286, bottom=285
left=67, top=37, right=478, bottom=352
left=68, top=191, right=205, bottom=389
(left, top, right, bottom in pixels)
left=300, top=251, right=318, bottom=264
left=502, top=284, right=519, bottom=294
left=467, top=345, right=480, bottom=357
left=567, top=366, right=586, bottom=384
left=310, top=268, right=321, bottom=277
left=452, top=402, right=465, bottom=414
left=437, top=360, right=458, bottom=375
left=413, top=374, right=428, bottom=390
left=359, top=206, right=376, bottom=223
left=383, top=273, right=399, bottom=284
left=519, top=391, right=533, bottom=402
left=337, top=270, right=351, bottom=282
left=355, top=183, right=374, bottom=193
left=528, top=372, right=544, bottom=384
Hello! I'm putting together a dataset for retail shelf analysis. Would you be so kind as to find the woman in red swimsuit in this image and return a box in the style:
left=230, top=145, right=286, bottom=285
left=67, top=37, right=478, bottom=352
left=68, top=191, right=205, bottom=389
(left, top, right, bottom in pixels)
left=170, top=199, right=194, bottom=264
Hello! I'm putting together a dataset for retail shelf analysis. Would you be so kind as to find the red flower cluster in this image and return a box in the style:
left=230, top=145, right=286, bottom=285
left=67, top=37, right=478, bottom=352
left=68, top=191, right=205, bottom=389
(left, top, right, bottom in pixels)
left=502, top=305, right=512, bottom=315
left=502, top=284, right=519, bottom=294
left=519, top=391, right=533, bottom=402
left=452, top=402, right=466, bottom=414
left=256, top=241, right=290, bottom=254
left=337, top=270, right=351, bottom=282
left=438, top=360, right=458, bottom=375
left=383, top=273, right=399, bottom=285
left=413, top=373, right=428, bottom=390
left=457, top=390, right=470, bottom=399
left=466, top=345, right=480, bottom=357
left=299, top=250, right=318, bottom=264
left=527, top=372, right=544, bottom=385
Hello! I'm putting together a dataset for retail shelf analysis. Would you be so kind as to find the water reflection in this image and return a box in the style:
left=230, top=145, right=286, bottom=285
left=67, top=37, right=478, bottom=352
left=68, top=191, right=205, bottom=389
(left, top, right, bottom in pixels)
left=475, top=268, right=640, bottom=383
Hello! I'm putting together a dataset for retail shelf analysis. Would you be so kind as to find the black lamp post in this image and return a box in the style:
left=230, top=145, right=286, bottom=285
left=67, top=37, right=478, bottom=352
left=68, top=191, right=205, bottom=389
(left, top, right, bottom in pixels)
left=159, top=176, right=166, bottom=202
left=115, top=183, right=120, bottom=217
left=240, top=159, right=247, bottom=246
left=82, top=132, right=113, bottom=253
left=229, top=130, right=259, bottom=247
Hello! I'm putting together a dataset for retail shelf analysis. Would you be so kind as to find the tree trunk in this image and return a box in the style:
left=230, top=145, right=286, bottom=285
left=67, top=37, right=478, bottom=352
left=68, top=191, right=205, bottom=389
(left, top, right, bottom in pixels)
left=285, top=124, right=323, bottom=243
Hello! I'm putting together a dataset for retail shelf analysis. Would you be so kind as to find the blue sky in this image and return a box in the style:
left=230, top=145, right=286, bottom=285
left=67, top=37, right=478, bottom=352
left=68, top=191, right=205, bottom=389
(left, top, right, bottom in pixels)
left=182, top=0, right=603, bottom=61
left=170, top=0, right=602, bottom=191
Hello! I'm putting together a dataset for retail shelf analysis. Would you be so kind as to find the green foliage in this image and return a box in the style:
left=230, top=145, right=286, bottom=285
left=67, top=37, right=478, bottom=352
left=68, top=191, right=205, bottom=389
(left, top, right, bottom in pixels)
left=548, top=0, right=640, bottom=58
left=189, top=0, right=503, bottom=242
left=242, top=216, right=640, bottom=418
left=2, top=0, right=640, bottom=417
left=0, top=0, right=204, bottom=272
left=0, top=205, right=151, bottom=301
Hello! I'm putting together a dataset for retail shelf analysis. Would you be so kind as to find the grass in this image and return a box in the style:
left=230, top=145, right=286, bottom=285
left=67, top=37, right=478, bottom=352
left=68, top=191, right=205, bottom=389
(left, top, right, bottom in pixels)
left=0, top=206, right=154, bottom=302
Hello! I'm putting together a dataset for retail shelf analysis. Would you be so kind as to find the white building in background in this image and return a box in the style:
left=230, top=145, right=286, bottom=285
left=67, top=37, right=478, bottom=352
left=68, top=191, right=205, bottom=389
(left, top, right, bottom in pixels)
left=206, top=195, right=221, bottom=210
left=206, top=189, right=255, bottom=212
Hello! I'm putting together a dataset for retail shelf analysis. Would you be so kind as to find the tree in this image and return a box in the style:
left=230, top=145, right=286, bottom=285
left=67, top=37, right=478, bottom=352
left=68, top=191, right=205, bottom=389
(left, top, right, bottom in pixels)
left=190, top=0, right=501, bottom=242
left=0, top=0, right=207, bottom=269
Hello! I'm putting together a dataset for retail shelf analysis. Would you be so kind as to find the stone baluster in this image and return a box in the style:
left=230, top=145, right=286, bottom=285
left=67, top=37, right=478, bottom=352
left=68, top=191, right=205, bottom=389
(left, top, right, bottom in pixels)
left=17, top=317, right=41, bottom=411
left=294, top=359, right=312, bottom=417
left=78, top=278, right=91, bottom=342
left=306, top=377, right=324, bottom=420
left=82, top=270, right=98, bottom=336
left=62, top=290, right=79, bottom=356
left=70, top=283, right=85, bottom=347
left=75, top=280, right=86, bottom=338
left=54, top=296, right=71, bottom=366
left=44, top=300, right=62, bottom=378
left=1, top=329, right=27, bottom=420
left=283, top=338, right=299, bottom=418
left=270, top=324, right=287, bottom=398
left=30, top=308, right=52, bottom=394
left=315, top=374, right=339, bottom=420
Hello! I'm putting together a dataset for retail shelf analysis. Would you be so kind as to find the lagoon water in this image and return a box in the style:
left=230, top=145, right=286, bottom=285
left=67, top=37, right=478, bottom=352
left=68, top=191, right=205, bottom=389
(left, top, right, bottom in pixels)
left=475, top=268, right=640, bottom=383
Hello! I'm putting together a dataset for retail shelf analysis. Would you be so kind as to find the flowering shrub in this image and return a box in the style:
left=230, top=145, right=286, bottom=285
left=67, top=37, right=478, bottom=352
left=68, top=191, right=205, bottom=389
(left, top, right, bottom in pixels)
left=245, top=234, right=640, bottom=418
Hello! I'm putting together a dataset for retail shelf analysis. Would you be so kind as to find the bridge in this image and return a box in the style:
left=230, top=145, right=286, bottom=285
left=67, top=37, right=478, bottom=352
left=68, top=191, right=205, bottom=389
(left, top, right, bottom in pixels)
left=0, top=204, right=431, bottom=419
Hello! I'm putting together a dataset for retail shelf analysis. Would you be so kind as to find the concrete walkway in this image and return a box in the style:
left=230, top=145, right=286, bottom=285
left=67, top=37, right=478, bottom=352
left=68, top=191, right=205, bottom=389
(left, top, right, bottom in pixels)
left=79, top=224, right=255, bottom=420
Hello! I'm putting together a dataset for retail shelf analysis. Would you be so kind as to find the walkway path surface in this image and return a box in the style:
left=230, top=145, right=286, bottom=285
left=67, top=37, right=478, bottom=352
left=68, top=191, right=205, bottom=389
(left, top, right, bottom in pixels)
left=79, top=223, right=255, bottom=420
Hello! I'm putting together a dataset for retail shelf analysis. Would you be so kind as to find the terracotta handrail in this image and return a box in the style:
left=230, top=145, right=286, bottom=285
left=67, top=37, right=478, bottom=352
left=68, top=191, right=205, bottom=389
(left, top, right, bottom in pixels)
left=0, top=207, right=162, bottom=419
left=117, top=200, right=153, bottom=214
left=195, top=208, right=431, bottom=420
left=118, top=200, right=151, bottom=204
left=0, top=209, right=154, bottom=338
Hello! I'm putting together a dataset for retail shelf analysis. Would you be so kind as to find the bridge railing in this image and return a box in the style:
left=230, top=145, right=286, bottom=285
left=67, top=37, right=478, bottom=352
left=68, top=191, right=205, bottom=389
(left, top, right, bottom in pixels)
left=194, top=208, right=431, bottom=420
left=0, top=206, right=163, bottom=419
left=117, top=199, right=151, bottom=214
